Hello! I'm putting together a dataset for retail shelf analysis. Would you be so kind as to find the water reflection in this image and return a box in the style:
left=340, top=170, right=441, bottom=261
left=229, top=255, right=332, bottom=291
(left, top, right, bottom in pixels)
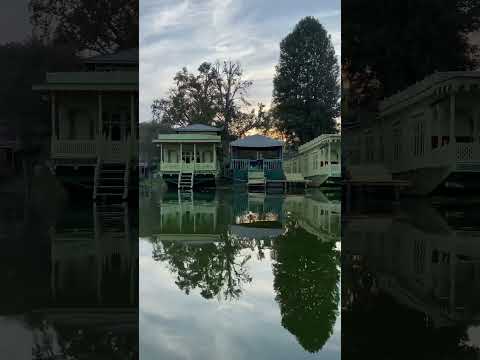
left=343, top=199, right=480, bottom=359
left=140, top=190, right=341, bottom=359
left=0, top=198, right=138, bottom=359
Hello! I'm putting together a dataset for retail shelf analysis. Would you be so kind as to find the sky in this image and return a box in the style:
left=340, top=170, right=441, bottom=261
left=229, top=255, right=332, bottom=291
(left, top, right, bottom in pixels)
left=139, top=0, right=341, bottom=122
left=0, top=1, right=31, bottom=44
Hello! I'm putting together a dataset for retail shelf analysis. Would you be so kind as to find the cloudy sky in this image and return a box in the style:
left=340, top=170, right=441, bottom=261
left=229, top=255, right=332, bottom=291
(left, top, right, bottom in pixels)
left=139, top=0, right=341, bottom=122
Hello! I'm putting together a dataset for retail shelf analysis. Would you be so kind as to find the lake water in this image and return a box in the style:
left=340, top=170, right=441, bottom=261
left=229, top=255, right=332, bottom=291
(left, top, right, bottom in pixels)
left=139, top=189, right=342, bottom=360
left=342, top=197, right=480, bottom=359
left=0, top=194, right=138, bottom=359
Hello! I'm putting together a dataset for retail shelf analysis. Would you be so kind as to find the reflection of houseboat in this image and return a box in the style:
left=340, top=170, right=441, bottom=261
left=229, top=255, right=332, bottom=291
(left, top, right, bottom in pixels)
left=153, top=124, right=221, bottom=190
left=230, top=135, right=285, bottom=187
left=33, top=49, right=138, bottom=199
left=343, top=201, right=480, bottom=326
left=344, top=72, right=480, bottom=194
left=50, top=203, right=138, bottom=304
left=284, top=192, right=341, bottom=242
left=284, top=134, right=342, bottom=186
left=156, top=195, right=221, bottom=242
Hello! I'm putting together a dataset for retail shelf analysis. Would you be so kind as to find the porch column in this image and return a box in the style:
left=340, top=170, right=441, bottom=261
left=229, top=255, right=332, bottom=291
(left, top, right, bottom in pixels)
left=179, top=143, right=182, bottom=171
left=97, top=92, right=103, bottom=136
left=97, top=92, right=103, bottom=158
left=213, top=143, right=216, bottom=164
left=130, top=93, right=135, bottom=140
left=193, top=143, right=196, bottom=171
left=328, top=141, right=332, bottom=175
left=51, top=93, right=57, bottom=140
left=473, top=106, right=479, bottom=142
left=160, top=143, right=163, bottom=164
left=450, top=93, right=456, bottom=145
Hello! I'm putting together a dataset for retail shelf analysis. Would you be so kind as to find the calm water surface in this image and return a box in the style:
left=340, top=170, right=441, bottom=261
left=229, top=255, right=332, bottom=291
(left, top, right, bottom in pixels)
left=139, top=189, right=341, bottom=360
left=343, top=198, right=480, bottom=359
left=0, top=193, right=138, bottom=359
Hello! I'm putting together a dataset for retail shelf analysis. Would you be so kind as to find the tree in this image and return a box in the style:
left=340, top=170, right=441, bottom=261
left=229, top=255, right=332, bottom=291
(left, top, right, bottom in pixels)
left=151, top=60, right=257, bottom=139
left=152, top=237, right=253, bottom=301
left=342, top=0, right=480, bottom=123
left=273, top=16, right=340, bottom=146
left=29, top=0, right=138, bottom=53
left=273, top=216, right=340, bottom=353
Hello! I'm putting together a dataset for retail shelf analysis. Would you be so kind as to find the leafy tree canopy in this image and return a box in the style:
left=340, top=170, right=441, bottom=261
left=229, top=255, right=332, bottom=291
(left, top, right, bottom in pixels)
left=273, top=16, right=340, bottom=146
left=342, top=0, right=480, bottom=122
left=29, top=0, right=138, bottom=53
left=151, top=61, right=273, bottom=140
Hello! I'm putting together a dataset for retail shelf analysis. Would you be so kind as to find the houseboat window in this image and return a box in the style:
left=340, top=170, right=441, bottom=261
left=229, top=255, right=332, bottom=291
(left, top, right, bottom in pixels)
left=431, top=136, right=438, bottom=149
left=441, top=136, right=450, bottom=146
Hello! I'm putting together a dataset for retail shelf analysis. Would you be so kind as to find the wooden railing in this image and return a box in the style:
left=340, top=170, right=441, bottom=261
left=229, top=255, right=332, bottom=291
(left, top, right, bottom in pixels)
left=231, top=159, right=282, bottom=171
left=52, top=140, right=97, bottom=158
left=160, top=162, right=216, bottom=172
left=51, top=138, right=137, bottom=161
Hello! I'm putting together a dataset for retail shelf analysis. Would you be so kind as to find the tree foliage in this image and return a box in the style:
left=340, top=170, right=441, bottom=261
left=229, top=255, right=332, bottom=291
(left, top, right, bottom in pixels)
left=273, top=16, right=340, bottom=146
left=342, top=0, right=480, bottom=122
left=273, top=217, right=340, bottom=353
left=151, top=60, right=271, bottom=139
left=29, top=0, right=138, bottom=53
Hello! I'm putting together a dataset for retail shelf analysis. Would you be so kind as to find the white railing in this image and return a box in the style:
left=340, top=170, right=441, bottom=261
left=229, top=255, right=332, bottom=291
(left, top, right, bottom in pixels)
left=330, top=163, right=341, bottom=177
left=231, top=159, right=282, bottom=171
left=52, top=140, right=97, bottom=158
left=160, top=162, right=216, bottom=172
left=264, top=159, right=282, bottom=170
left=231, top=159, right=250, bottom=170
left=52, top=138, right=137, bottom=161
left=456, top=143, right=480, bottom=162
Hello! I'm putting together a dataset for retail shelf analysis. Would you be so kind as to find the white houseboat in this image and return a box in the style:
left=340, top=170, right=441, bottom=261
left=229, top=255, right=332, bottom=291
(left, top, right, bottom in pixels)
left=153, top=124, right=221, bottom=190
left=284, top=134, right=342, bottom=186
left=33, top=49, right=138, bottom=199
left=344, top=71, right=480, bottom=194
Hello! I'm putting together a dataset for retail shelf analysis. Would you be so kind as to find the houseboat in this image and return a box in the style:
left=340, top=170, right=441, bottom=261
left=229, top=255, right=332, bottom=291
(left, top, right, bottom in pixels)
left=153, top=124, right=221, bottom=190
left=284, top=134, right=342, bottom=186
left=229, top=134, right=284, bottom=187
left=344, top=71, right=480, bottom=194
left=33, top=48, right=138, bottom=199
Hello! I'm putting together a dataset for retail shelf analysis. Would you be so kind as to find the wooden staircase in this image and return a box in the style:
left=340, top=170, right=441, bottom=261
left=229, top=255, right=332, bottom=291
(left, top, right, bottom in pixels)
left=94, top=161, right=130, bottom=200
left=178, top=171, right=194, bottom=191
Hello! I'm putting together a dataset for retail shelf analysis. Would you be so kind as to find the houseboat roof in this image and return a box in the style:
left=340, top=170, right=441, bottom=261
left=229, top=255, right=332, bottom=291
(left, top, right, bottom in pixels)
left=154, top=133, right=221, bottom=143
left=84, top=48, right=138, bottom=65
left=230, top=135, right=283, bottom=148
left=175, top=124, right=222, bottom=133
left=298, top=134, right=341, bottom=153
left=379, top=71, right=480, bottom=117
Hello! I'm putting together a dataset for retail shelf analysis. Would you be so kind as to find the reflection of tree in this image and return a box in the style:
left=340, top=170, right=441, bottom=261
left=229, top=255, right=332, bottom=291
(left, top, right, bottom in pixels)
left=152, top=235, right=253, bottom=301
left=273, top=217, right=340, bottom=353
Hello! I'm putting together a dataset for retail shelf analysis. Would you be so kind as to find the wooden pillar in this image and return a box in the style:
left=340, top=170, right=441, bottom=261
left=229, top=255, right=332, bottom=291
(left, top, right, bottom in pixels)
left=130, top=93, right=135, bottom=139
left=98, top=93, right=103, bottom=136
left=179, top=143, right=183, bottom=171
left=328, top=141, right=332, bottom=176
left=213, top=143, right=216, bottom=164
left=193, top=143, right=196, bottom=171
left=160, top=143, right=163, bottom=164
left=450, top=92, right=456, bottom=144
left=51, top=93, right=57, bottom=140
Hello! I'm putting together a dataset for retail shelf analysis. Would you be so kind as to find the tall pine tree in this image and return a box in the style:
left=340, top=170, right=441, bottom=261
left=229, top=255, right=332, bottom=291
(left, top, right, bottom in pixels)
left=273, top=17, right=340, bottom=146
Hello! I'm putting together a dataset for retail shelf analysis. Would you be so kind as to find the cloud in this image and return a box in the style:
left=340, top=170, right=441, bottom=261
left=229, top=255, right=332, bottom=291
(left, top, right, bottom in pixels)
left=140, top=0, right=341, bottom=122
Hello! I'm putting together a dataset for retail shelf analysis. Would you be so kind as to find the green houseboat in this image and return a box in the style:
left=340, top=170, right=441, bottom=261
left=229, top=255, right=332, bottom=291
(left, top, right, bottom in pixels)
left=153, top=124, right=221, bottom=190
left=229, top=135, right=285, bottom=186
